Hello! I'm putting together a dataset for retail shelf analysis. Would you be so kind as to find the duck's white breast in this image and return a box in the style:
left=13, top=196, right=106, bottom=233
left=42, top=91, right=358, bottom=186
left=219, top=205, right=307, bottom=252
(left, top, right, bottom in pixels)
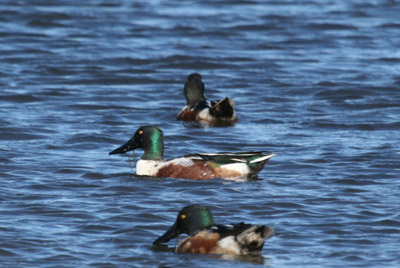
left=136, top=160, right=163, bottom=176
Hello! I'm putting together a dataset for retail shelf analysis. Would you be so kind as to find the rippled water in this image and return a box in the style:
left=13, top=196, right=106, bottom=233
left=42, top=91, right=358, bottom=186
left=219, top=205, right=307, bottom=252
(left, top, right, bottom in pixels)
left=1, top=0, right=400, bottom=267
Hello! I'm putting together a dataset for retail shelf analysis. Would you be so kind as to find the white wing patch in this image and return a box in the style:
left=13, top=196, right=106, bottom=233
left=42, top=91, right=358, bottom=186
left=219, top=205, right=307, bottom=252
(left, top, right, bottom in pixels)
left=197, top=152, right=261, bottom=157
left=230, top=158, right=247, bottom=163
left=171, top=157, right=194, bottom=167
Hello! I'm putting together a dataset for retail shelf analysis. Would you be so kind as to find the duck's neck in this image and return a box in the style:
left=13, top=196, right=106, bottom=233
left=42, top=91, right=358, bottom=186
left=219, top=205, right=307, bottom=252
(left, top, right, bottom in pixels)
left=185, top=90, right=206, bottom=106
left=142, top=132, right=164, bottom=160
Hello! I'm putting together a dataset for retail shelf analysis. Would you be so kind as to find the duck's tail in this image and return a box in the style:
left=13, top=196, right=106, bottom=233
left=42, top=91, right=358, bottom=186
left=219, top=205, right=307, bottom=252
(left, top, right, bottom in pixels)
left=247, top=153, right=278, bottom=176
left=237, top=225, right=275, bottom=255
left=209, top=97, right=237, bottom=120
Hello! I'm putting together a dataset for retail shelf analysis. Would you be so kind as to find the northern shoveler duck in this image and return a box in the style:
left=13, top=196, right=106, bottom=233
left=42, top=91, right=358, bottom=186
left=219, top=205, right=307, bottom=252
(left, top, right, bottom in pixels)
left=177, top=73, right=238, bottom=125
left=153, top=205, right=275, bottom=255
left=109, top=126, right=276, bottom=180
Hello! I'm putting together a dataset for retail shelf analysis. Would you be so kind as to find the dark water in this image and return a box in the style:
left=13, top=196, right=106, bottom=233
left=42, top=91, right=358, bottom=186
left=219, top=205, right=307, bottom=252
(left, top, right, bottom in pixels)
left=1, top=0, right=400, bottom=267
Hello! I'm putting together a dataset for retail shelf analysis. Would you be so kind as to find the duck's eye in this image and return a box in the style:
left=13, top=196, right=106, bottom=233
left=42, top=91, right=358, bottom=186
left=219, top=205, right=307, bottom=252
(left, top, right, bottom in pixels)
left=180, top=214, right=186, bottom=220
left=138, top=130, right=143, bottom=135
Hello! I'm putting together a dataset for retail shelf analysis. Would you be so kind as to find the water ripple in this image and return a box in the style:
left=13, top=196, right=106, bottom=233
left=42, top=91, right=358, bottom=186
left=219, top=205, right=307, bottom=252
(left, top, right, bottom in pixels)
left=1, top=0, right=400, bottom=267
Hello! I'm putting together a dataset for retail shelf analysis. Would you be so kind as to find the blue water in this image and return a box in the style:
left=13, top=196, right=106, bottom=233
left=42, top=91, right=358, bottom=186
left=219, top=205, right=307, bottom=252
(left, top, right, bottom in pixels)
left=1, top=0, right=399, bottom=267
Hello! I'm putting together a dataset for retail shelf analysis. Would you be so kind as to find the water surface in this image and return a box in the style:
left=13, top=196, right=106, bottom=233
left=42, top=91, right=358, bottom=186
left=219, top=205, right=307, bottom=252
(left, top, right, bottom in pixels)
left=1, top=0, right=399, bottom=267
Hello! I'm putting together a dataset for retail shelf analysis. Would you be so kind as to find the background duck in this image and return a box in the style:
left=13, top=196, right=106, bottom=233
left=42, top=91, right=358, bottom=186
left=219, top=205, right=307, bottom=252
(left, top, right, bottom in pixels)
left=109, top=126, right=276, bottom=180
left=177, top=73, right=238, bottom=125
left=153, top=205, right=275, bottom=255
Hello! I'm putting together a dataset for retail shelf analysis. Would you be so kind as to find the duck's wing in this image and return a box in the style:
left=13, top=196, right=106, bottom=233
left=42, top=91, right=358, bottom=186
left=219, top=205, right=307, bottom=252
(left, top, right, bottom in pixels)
left=207, top=223, right=275, bottom=254
left=189, top=152, right=275, bottom=164
left=207, top=223, right=253, bottom=238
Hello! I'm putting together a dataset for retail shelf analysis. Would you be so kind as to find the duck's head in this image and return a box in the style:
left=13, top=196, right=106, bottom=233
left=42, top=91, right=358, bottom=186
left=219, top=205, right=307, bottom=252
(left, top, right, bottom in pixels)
left=109, top=126, right=164, bottom=160
left=184, top=73, right=206, bottom=106
left=153, top=205, right=215, bottom=244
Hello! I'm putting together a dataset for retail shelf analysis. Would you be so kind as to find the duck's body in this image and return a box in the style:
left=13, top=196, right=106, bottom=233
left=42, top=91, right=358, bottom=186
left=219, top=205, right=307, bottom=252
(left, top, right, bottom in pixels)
left=109, top=126, right=276, bottom=180
left=177, top=73, right=238, bottom=124
left=136, top=152, right=276, bottom=180
left=177, top=98, right=238, bottom=124
left=153, top=205, right=275, bottom=255
left=176, top=223, right=275, bottom=255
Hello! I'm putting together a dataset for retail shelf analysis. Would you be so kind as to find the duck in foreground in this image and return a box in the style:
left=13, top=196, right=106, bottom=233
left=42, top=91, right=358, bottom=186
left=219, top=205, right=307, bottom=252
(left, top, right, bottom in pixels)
left=177, top=73, right=238, bottom=125
left=153, top=205, right=275, bottom=255
left=109, top=126, right=276, bottom=180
